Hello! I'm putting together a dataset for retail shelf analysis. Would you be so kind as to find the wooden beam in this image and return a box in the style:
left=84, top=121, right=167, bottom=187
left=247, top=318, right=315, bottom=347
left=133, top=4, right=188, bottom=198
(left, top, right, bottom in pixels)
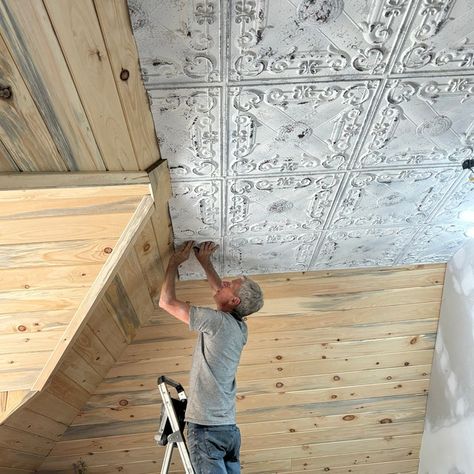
left=0, top=172, right=149, bottom=190
left=32, top=194, right=154, bottom=391
left=148, top=160, right=174, bottom=270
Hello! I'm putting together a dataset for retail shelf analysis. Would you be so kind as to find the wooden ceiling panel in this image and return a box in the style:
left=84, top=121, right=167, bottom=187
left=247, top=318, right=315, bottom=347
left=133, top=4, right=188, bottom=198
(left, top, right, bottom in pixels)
left=38, top=264, right=444, bottom=473
left=0, top=34, right=65, bottom=171
left=0, top=0, right=105, bottom=171
left=44, top=0, right=139, bottom=171
left=0, top=178, right=152, bottom=419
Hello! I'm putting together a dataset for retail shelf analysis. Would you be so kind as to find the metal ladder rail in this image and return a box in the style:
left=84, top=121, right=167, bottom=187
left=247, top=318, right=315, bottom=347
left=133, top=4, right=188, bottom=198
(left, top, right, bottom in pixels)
left=156, top=376, right=195, bottom=474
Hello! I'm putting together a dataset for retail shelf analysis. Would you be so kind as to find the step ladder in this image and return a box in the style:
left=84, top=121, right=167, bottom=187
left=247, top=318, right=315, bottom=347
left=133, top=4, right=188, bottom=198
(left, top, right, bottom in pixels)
left=155, top=375, right=195, bottom=474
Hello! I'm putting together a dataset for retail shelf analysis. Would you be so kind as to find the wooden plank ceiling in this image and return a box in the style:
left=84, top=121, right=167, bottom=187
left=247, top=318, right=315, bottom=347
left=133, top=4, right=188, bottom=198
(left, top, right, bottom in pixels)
left=39, top=264, right=445, bottom=473
left=0, top=0, right=174, bottom=471
left=0, top=177, right=152, bottom=405
left=0, top=0, right=447, bottom=473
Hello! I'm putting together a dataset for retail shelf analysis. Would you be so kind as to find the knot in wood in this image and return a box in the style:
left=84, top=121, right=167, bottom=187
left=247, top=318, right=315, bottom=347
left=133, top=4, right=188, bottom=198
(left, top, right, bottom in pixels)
left=17, top=325, right=27, bottom=332
left=0, top=85, right=12, bottom=100
left=143, top=242, right=151, bottom=252
left=120, top=68, right=130, bottom=81
left=333, top=375, right=340, bottom=381
left=275, top=355, right=282, bottom=360
left=342, top=415, right=355, bottom=421
left=380, top=418, right=392, bottom=424
left=119, top=399, right=128, bottom=406
left=104, top=247, right=113, bottom=254
left=275, top=382, right=284, bottom=388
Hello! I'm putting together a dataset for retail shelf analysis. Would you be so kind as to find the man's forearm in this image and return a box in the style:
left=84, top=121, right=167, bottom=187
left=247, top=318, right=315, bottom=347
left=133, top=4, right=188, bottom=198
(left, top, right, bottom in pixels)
left=160, top=260, right=179, bottom=306
left=201, top=260, right=222, bottom=291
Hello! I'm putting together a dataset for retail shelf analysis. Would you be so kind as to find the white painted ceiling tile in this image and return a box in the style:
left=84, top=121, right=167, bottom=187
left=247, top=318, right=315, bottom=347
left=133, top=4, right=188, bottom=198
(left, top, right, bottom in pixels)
left=175, top=238, right=224, bottom=280
left=169, top=180, right=222, bottom=238
left=393, top=0, right=474, bottom=74
left=227, top=174, right=344, bottom=234
left=128, top=0, right=221, bottom=84
left=129, top=0, right=474, bottom=278
left=228, top=81, right=379, bottom=175
left=431, top=175, right=474, bottom=225
left=229, top=0, right=413, bottom=80
left=398, top=224, right=470, bottom=265
left=224, top=233, right=319, bottom=276
left=331, top=168, right=461, bottom=228
left=355, top=76, right=474, bottom=168
left=149, top=88, right=222, bottom=179
left=311, top=227, right=416, bottom=269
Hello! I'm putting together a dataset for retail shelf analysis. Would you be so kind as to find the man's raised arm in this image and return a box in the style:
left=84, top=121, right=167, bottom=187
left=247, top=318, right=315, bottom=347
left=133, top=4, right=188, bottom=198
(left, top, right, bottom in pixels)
left=194, top=241, right=222, bottom=292
left=159, top=241, right=194, bottom=324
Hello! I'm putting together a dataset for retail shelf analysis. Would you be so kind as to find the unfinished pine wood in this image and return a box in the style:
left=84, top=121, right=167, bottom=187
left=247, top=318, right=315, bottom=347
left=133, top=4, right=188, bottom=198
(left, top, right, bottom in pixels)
left=118, top=250, right=155, bottom=325
left=0, top=139, right=18, bottom=171
left=39, top=264, right=444, bottom=472
left=31, top=195, right=154, bottom=392
left=44, top=0, right=138, bottom=171
left=0, top=34, right=65, bottom=171
left=0, top=0, right=104, bottom=171
left=0, top=173, right=149, bottom=191
left=93, top=0, right=160, bottom=170
left=0, top=181, right=152, bottom=429
left=148, top=160, right=173, bottom=273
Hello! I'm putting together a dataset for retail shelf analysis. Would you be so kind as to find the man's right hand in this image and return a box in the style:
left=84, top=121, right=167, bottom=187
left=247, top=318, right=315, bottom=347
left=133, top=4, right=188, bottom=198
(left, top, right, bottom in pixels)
left=194, top=241, right=219, bottom=266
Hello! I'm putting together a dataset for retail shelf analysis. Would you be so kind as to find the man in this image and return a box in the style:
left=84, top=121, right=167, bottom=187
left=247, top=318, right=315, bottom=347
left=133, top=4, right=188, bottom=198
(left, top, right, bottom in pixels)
left=159, top=240, right=264, bottom=473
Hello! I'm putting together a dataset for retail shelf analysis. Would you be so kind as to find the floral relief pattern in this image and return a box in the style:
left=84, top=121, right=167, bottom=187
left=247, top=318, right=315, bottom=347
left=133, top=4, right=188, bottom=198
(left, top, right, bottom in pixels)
left=394, top=0, right=474, bottom=74
left=129, top=0, right=474, bottom=279
left=230, top=0, right=412, bottom=79
left=355, top=77, right=474, bottom=168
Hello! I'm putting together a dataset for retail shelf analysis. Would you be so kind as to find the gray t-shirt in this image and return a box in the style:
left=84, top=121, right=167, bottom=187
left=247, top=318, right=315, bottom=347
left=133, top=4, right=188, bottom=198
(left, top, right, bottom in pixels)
left=185, top=306, right=248, bottom=425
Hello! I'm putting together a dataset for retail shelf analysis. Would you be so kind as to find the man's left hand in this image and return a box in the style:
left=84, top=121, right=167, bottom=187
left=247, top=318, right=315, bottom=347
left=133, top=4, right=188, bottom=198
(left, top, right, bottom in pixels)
left=170, top=241, right=195, bottom=266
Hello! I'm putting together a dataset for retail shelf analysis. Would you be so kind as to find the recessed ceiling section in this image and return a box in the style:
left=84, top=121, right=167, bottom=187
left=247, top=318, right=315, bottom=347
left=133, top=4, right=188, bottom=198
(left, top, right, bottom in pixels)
left=129, top=0, right=474, bottom=279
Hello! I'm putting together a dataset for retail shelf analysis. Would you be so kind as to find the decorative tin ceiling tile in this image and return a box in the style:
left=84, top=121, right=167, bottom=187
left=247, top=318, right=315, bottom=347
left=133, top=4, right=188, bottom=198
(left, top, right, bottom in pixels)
left=228, top=81, right=378, bottom=175
left=331, top=168, right=461, bottom=228
left=224, top=233, right=318, bottom=275
left=129, top=0, right=474, bottom=277
left=355, top=76, right=474, bottom=168
left=227, top=174, right=344, bottom=234
left=128, top=0, right=221, bottom=84
left=175, top=238, right=224, bottom=280
left=311, top=227, right=416, bottom=269
left=169, top=180, right=222, bottom=238
left=393, top=0, right=474, bottom=74
left=229, top=0, right=413, bottom=80
left=431, top=175, right=474, bottom=225
left=398, top=224, right=469, bottom=264
left=149, top=88, right=222, bottom=179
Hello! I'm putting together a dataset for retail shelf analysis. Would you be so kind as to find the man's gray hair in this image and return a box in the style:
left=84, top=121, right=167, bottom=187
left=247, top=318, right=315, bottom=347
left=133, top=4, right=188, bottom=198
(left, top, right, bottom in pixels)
left=234, top=277, right=264, bottom=318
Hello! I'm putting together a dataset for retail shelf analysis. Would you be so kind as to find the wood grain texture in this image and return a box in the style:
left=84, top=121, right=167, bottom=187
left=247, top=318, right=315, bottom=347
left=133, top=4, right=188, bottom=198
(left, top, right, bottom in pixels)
left=94, top=0, right=160, bottom=170
left=0, top=0, right=104, bottom=171
left=44, top=0, right=138, bottom=171
left=0, top=33, right=64, bottom=171
left=148, top=160, right=173, bottom=272
left=39, top=264, right=444, bottom=472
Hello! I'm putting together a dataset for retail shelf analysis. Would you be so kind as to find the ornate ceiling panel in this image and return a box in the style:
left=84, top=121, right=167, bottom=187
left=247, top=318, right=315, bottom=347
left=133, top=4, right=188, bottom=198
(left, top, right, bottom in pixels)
left=130, top=0, right=474, bottom=279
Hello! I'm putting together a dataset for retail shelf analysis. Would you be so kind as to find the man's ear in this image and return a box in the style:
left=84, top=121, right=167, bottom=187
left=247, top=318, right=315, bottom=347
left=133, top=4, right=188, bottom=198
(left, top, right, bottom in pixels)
left=231, top=296, right=240, bottom=307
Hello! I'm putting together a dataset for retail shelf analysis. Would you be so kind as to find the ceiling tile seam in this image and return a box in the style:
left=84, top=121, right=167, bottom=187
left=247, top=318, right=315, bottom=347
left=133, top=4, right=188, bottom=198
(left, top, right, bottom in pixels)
left=142, top=70, right=474, bottom=90
left=386, top=0, right=420, bottom=76
left=393, top=227, right=427, bottom=266
left=308, top=230, right=330, bottom=270
left=424, top=170, right=472, bottom=225
left=165, top=163, right=463, bottom=183
left=347, top=78, right=387, bottom=169
left=379, top=0, right=417, bottom=76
